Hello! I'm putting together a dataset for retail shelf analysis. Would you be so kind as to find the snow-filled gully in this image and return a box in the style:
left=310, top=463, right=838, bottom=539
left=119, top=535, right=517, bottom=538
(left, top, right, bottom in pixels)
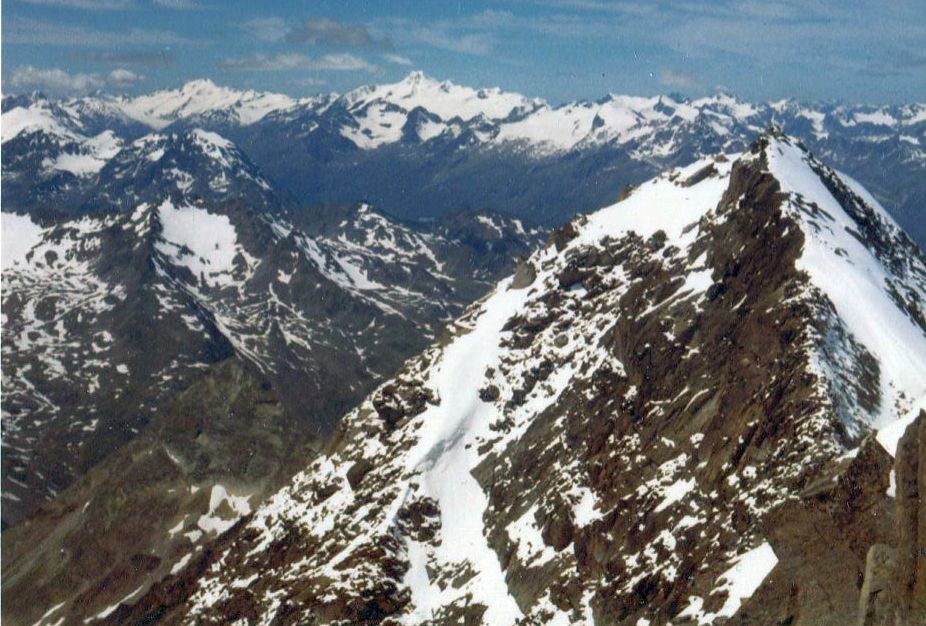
left=399, top=277, right=527, bottom=624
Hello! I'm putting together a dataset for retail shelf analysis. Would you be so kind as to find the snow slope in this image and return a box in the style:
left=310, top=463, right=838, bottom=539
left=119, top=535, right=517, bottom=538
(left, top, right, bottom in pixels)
left=1, top=212, right=45, bottom=270
left=767, top=138, right=926, bottom=427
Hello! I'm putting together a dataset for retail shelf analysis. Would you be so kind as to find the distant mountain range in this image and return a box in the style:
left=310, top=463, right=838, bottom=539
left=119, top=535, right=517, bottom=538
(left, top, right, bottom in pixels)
left=4, top=72, right=925, bottom=246
left=2, top=75, right=925, bottom=626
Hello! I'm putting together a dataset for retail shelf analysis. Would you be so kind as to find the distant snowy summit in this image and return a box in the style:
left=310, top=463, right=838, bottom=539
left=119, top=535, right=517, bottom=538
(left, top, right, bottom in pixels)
left=5, top=71, right=924, bottom=149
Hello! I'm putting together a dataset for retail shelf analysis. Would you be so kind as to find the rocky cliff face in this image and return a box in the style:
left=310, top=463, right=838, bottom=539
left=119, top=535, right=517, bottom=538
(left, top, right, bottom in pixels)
left=2, top=360, right=313, bottom=626
left=893, top=411, right=926, bottom=623
left=83, top=133, right=925, bottom=625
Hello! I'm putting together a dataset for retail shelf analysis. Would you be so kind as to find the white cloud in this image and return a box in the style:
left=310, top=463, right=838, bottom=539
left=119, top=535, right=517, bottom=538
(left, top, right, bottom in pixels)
left=152, top=0, right=201, bottom=8
left=220, top=52, right=376, bottom=72
left=286, top=17, right=392, bottom=49
left=108, top=68, right=144, bottom=86
left=6, top=66, right=146, bottom=95
left=383, top=53, right=413, bottom=66
left=292, top=77, right=326, bottom=87
left=313, top=53, right=375, bottom=71
left=8, top=66, right=105, bottom=94
left=411, top=27, right=493, bottom=55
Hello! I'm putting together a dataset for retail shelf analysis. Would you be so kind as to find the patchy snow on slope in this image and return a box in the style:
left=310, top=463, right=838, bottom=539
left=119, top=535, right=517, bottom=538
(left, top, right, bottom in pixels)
left=712, top=542, right=779, bottom=617
left=197, top=484, right=252, bottom=535
left=400, top=278, right=528, bottom=625
left=340, top=102, right=407, bottom=149
left=188, top=129, right=236, bottom=168
left=853, top=110, right=897, bottom=126
left=576, top=156, right=734, bottom=252
left=679, top=542, right=778, bottom=624
left=494, top=102, right=598, bottom=152
left=1, top=212, right=45, bottom=269
left=154, top=200, right=242, bottom=287
left=877, top=394, right=926, bottom=457
left=92, top=584, right=147, bottom=620
left=654, top=478, right=697, bottom=513
left=42, top=130, right=123, bottom=176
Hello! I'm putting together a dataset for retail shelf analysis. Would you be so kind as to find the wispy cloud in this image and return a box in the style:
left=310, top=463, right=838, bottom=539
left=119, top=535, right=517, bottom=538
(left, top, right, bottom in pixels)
left=152, top=0, right=201, bottom=9
left=7, top=65, right=147, bottom=94
left=7, top=66, right=108, bottom=94
left=399, top=22, right=494, bottom=56
left=82, top=50, right=174, bottom=66
left=291, top=77, right=326, bottom=87
left=376, top=10, right=610, bottom=57
left=4, top=16, right=199, bottom=47
left=247, top=15, right=488, bottom=57
left=243, top=17, right=289, bottom=43
left=18, top=0, right=132, bottom=10
left=19, top=0, right=201, bottom=8
left=108, top=68, right=144, bottom=86
left=219, top=52, right=375, bottom=72
left=286, top=17, right=392, bottom=49
left=658, top=68, right=699, bottom=90
left=383, top=53, right=413, bottom=66
left=242, top=16, right=392, bottom=49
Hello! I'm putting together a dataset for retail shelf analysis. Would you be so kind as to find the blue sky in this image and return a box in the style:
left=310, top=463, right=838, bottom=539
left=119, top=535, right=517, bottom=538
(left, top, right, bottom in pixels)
left=3, top=0, right=925, bottom=103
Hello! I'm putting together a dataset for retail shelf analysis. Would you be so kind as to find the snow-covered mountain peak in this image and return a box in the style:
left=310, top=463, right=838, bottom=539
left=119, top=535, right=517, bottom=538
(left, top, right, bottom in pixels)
left=92, top=128, right=279, bottom=211
left=120, top=128, right=249, bottom=171
left=758, top=133, right=926, bottom=428
left=115, top=79, right=302, bottom=128
left=692, top=92, right=761, bottom=119
left=1, top=98, right=82, bottom=144
left=344, top=71, right=540, bottom=122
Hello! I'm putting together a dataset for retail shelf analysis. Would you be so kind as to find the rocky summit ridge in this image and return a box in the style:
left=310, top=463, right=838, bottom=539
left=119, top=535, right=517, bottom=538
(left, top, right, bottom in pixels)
left=63, top=132, right=926, bottom=626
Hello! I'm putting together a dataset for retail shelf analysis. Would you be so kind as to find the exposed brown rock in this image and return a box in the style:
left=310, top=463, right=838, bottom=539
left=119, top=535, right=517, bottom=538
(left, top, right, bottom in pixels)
left=0, top=360, right=310, bottom=626
left=510, top=257, right=537, bottom=289
left=857, top=544, right=898, bottom=626
left=895, top=411, right=926, bottom=624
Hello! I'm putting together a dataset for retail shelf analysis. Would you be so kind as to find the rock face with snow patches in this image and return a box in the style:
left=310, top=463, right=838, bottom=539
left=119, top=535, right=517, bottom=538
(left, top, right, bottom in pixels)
left=0, top=191, right=540, bottom=531
left=87, top=128, right=287, bottom=215
left=84, top=132, right=925, bottom=625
